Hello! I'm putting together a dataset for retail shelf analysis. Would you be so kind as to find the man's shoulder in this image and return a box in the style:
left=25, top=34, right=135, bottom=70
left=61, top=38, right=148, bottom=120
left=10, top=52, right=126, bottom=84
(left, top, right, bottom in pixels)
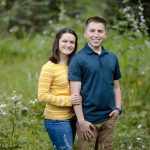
left=104, top=48, right=118, bottom=59
left=72, top=48, right=85, bottom=59
left=77, top=47, right=86, bottom=55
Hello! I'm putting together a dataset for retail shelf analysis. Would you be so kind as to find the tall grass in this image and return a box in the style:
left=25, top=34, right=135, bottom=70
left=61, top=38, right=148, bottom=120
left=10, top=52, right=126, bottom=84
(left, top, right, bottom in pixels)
left=0, top=31, right=149, bottom=149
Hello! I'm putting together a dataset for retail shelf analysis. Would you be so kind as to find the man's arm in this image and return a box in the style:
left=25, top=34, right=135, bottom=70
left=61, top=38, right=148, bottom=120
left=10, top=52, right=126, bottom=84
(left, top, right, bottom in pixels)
left=114, top=80, right=122, bottom=108
left=109, top=80, right=122, bottom=116
left=70, top=81, right=95, bottom=141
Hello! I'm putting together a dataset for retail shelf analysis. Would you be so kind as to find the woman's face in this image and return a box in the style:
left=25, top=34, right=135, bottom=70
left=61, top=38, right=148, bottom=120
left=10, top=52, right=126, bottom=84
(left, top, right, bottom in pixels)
left=59, top=33, right=76, bottom=56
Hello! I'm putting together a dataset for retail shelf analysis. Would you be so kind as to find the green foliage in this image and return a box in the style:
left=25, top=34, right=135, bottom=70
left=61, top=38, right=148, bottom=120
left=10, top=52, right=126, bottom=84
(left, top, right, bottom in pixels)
left=0, top=28, right=149, bottom=149
left=105, top=30, right=150, bottom=149
left=113, top=0, right=148, bottom=35
left=0, top=91, right=49, bottom=150
left=0, top=0, right=149, bottom=37
left=0, top=0, right=80, bottom=37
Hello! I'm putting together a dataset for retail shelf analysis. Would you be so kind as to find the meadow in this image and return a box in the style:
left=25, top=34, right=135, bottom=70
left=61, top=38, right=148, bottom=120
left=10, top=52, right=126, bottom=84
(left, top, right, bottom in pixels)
left=0, top=30, right=150, bottom=150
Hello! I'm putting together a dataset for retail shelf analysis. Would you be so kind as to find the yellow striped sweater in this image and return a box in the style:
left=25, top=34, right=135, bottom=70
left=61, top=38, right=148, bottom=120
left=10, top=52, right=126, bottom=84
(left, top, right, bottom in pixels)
left=38, top=61, right=75, bottom=120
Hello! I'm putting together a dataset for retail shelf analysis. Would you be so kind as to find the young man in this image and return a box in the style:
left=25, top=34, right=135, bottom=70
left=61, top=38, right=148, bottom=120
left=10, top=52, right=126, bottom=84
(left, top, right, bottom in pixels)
left=68, top=16, right=122, bottom=150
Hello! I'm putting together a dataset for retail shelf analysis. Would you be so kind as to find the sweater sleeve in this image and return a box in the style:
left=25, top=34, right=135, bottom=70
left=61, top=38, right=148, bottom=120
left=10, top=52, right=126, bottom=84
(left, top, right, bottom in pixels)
left=38, top=64, right=72, bottom=107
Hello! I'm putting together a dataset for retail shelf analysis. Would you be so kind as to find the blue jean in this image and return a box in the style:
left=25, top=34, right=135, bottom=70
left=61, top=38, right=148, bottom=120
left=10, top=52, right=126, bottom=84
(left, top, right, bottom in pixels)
left=44, top=119, right=76, bottom=150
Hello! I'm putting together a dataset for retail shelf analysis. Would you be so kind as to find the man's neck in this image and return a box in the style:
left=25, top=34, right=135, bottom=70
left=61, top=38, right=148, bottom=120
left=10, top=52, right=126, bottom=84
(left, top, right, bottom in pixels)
left=88, top=44, right=102, bottom=55
left=93, top=48, right=102, bottom=55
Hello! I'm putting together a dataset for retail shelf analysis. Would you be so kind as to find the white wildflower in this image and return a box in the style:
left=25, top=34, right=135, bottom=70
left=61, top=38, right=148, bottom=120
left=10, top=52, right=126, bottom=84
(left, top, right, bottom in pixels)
left=128, top=146, right=132, bottom=149
left=11, top=95, right=18, bottom=101
left=48, top=20, right=53, bottom=25
left=42, top=30, right=48, bottom=35
left=0, top=104, right=6, bottom=108
left=34, top=99, right=37, bottom=102
left=2, top=112, right=7, bottom=115
left=9, top=28, right=14, bottom=33
left=138, top=6, right=144, bottom=11
left=23, top=106, right=29, bottom=111
left=30, top=100, right=35, bottom=104
left=138, top=124, right=142, bottom=128
left=136, top=137, right=141, bottom=141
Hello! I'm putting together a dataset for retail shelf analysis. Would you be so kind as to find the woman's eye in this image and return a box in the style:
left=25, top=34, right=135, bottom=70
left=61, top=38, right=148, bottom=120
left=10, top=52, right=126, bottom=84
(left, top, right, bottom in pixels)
left=70, top=41, right=75, bottom=44
left=62, top=40, right=67, bottom=43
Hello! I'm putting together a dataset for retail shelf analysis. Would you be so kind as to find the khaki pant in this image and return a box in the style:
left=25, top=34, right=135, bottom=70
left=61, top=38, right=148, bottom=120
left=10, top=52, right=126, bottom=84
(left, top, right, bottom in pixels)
left=76, top=116, right=118, bottom=150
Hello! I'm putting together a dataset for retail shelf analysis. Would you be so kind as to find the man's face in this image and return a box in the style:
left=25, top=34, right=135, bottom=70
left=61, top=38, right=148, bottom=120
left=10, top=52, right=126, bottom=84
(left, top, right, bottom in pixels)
left=84, top=21, right=107, bottom=50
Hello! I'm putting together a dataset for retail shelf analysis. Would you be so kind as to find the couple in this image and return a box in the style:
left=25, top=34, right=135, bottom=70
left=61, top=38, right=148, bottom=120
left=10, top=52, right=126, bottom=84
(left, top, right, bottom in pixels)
left=38, top=16, right=122, bottom=150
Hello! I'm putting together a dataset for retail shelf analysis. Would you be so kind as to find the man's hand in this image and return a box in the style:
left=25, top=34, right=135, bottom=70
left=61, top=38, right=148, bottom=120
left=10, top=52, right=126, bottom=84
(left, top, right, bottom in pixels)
left=109, top=109, right=119, bottom=117
left=78, top=120, right=95, bottom=141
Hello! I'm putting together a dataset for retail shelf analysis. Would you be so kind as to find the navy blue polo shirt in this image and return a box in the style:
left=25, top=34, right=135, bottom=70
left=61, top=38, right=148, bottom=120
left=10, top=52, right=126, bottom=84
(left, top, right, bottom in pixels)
left=68, top=44, right=121, bottom=124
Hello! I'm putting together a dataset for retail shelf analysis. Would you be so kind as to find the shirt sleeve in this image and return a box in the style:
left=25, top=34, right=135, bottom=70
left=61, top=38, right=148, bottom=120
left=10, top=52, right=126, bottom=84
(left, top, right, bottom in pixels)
left=113, top=57, right=122, bottom=80
left=68, top=56, right=82, bottom=81
left=38, top=64, right=72, bottom=107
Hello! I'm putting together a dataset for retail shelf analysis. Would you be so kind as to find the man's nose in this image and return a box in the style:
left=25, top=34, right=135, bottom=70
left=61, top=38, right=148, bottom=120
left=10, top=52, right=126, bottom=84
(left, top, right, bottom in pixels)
left=94, top=31, right=99, bottom=36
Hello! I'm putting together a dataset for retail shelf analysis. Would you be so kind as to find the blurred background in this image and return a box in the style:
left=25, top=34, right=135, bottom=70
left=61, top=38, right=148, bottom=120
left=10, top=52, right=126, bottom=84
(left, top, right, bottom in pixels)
left=0, top=0, right=150, bottom=149
left=0, top=0, right=150, bottom=36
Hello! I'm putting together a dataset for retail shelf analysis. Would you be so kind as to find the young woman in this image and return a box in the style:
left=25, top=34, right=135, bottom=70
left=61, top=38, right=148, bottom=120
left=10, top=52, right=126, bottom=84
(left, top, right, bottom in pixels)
left=38, top=28, right=81, bottom=150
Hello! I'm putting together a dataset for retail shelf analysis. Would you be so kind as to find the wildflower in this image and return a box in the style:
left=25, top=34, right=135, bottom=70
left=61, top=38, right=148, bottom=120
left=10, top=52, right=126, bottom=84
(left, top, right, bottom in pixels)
left=128, top=146, right=132, bottom=149
left=138, top=124, right=142, bottom=128
left=1, top=0, right=6, bottom=6
left=140, top=22, right=143, bottom=27
left=23, top=106, right=29, bottom=111
left=30, top=100, right=35, bottom=104
left=141, top=18, right=145, bottom=23
left=16, top=101, right=22, bottom=106
left=2, top=112, right=7, bottom=115
left=48, top=20, right=53, bottom=25
left=9, top=28, right=14, bottom=33
left=11, top=95, right=18, bottom=101
left=138, top=6, right=144, bottom=11
left=42, top=30, right=48, bottom=35
left=136, top=137, right=141, bottom=141
left=141, top=71, right=145, bottom=75
left=13, top=90, right=16, bottom=94
left=126, top=13, right=131, bottom=18
left=138, top=12, right=142, bottom=16
left=0, top=104, right=6, bottom=108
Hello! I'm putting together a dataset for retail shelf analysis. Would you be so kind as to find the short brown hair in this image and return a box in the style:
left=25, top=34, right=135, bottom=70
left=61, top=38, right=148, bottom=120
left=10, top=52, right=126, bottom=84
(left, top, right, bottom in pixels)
left=85, top=16, right=107, bottom=28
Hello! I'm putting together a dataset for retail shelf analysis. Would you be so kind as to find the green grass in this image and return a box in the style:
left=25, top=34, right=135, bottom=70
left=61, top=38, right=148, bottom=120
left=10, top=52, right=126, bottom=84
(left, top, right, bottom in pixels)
left=0, top=31, right=150, bottom=149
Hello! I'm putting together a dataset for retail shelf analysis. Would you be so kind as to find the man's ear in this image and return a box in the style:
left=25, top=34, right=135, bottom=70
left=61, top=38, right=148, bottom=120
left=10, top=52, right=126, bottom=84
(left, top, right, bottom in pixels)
left=104, top=32, right=107, bottom=39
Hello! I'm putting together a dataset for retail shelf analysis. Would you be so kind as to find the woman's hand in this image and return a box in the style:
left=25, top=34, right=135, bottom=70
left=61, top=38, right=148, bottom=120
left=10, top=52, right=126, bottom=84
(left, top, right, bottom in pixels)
left=71, top=94, right=82, bottom=105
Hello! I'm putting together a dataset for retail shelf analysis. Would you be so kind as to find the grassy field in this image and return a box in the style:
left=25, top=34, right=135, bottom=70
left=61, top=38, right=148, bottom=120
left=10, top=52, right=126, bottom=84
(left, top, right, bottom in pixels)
left=0, top=30, right=150, bottom=150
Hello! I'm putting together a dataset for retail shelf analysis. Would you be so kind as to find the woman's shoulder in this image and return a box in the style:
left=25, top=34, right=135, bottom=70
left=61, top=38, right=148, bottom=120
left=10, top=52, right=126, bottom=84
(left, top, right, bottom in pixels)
left=42, top=61, right=56, bottom=69
left=43, top=61, right=66, bottom=70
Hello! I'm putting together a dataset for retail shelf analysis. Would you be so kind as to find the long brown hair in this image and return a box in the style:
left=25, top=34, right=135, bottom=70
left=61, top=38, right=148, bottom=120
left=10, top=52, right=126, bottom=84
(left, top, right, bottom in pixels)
left=49, top=28, right=78, bottom=65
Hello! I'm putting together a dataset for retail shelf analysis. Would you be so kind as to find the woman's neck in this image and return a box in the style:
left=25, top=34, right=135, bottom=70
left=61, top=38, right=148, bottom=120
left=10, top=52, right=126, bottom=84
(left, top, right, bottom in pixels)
left=59, top=54, right=68, bottom=65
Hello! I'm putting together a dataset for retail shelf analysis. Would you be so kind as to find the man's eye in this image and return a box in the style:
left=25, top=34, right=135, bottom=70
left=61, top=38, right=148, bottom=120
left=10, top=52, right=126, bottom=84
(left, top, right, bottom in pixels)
left=89, top=30, right=94, bottom=32
left=98, top=30, right=103, bottom=33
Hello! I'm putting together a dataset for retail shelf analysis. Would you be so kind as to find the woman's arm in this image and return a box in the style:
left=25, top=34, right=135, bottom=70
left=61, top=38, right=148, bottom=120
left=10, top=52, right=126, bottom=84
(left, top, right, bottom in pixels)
left=38, top=65, right=72, bottom=107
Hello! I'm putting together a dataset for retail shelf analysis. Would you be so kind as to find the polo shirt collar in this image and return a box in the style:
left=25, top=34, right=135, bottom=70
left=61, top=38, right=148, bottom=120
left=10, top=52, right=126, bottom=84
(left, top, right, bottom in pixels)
left=84, top=43, right=108, bottom=55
